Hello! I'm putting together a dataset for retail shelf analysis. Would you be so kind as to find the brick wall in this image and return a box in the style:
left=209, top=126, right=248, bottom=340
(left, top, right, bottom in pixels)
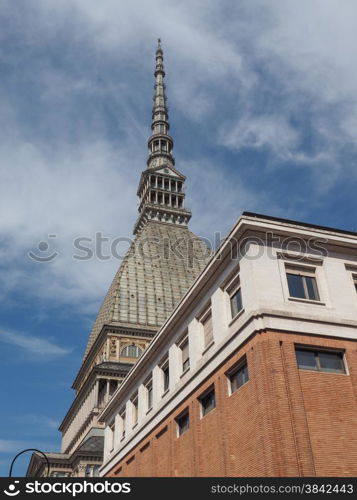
left=105, top=331, right=357, bottom=477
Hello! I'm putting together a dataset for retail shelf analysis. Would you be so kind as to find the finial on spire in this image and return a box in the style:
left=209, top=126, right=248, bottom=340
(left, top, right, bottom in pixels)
left=147, top=38, right=174, bottom=170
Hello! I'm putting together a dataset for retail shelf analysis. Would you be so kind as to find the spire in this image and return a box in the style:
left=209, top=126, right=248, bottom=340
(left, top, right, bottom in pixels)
left=133, top=40, right=192, bottom=234
left=147, top=39, right=175, bottom=169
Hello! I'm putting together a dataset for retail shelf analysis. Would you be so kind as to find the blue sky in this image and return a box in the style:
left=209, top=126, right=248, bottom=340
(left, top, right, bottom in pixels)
left=1, top=0, right=357, bottom=476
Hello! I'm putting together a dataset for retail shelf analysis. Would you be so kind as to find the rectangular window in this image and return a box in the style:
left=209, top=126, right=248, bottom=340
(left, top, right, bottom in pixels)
left=201, top=309, right=213, bottom=348
left=199, top=386, right=216, bottom=417
left=224, top=271, right=243, bottom=319
left=176, top=409, right=189, bottom=437
left=228, top=359, right=249, bottom=394
left=131, top=395, right=138, bottom=427
left=230, top=287, right=243, bottom=318
left=179, top=336, right=190, bottom=373
left=161, top=359, right=169, bottom=394
left=286, top=265, right=320, bottom=301
left=296, top=348, right=345, bottom=374
left=145, top=379, right=153, bottom=411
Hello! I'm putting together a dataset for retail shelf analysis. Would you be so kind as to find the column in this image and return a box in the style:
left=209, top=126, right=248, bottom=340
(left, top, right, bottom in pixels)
left=105, top=379, right=110, bottom=404
left=94, top=380, right=99, bottom=408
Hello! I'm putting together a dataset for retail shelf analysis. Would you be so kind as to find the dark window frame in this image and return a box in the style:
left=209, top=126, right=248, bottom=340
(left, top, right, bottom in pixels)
left=145, top=378, right=153, bottom=411
left=230, top=286, right=243, bottom=318
left=295, top=347, right=346, bottom=374
left=224, top=271, right=243, bottom=319
left=161, top=359, right=170, bottom=395
left=178, top=335, right=190, bottom=373
left=285, top=265, right=320, bottom=301
left=176, top=409, right=190, bottom=437
left=227, top=358, right=249, bottom=394
left=198, top=386, right=216, bottom=417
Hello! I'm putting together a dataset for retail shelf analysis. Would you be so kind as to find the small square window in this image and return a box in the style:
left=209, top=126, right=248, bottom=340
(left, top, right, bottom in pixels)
left=228, top=359, right=249, bottom=394
left=286, top=266, right=320, bottom=301
left=230, top=288, right=243, bottom=318
left=295, top=348, right=345, bottom=374
left=199, top=387, right=216, bottom=417
left=176, top=410, right=189, bottom=437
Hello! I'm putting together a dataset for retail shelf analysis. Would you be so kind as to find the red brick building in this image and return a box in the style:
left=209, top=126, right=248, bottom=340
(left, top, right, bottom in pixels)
left=103, top=331, right=357, bottom=477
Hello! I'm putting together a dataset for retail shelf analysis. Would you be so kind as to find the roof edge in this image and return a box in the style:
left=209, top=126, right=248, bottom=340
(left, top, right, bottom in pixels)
left=242, top=212, right=357, bottom=238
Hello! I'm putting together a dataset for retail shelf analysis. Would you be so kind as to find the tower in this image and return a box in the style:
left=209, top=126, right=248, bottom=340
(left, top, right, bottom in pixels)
left=134, top=38, right=191, bottom=234
left=27, top=41, right=212, bottom=477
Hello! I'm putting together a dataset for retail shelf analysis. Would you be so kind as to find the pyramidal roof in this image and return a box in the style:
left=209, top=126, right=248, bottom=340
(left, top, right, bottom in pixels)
left=84, top=222, right=211, bottom=358
left=83, top=41, right=212, bottom=359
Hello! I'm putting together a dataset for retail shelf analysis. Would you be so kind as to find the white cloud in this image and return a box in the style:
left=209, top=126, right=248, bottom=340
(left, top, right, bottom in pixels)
left=221, top=115, right=299, bottom=159
left=1, top=0, right=357, bottom=317
left=0, top=329, right=71, bottom=357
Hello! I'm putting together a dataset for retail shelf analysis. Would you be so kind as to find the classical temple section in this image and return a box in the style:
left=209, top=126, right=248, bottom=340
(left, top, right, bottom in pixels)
left=27, top=41, right=211, bottom=477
